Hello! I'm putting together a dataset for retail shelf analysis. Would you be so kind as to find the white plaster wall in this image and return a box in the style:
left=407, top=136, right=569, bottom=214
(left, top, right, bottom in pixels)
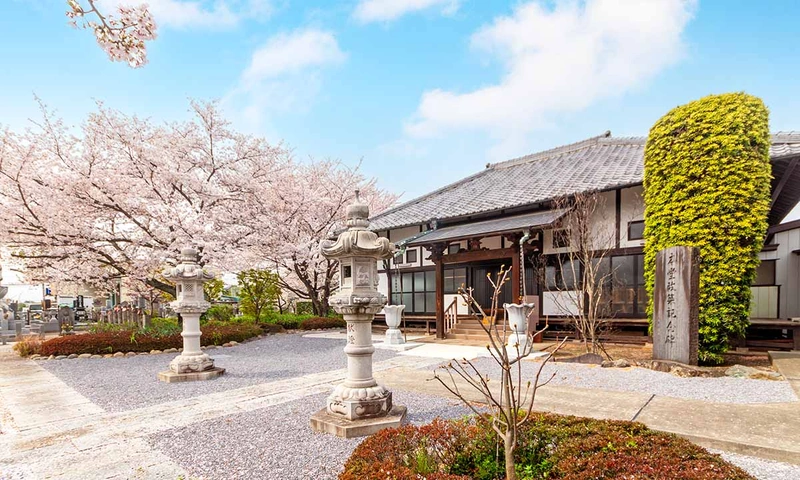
left=422, top=246, right=435, bottom=266
left=481, top=236, right=502, bottom=250
left=543, top=191, right=615, bottom=255
left=589, top=190, right=616, bottom=250
left=378, top=272, right=389, bottom=298
left=444, top=293, right=470, bottom=315
left=542, top=290, right=582, bottom=316
left=387, top=225, right=424, bottom=269
left=620, top=186, right=646, bottom=248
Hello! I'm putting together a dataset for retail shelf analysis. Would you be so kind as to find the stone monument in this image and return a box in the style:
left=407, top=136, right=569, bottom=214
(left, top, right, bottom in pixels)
left=310, top=191, right=406, bottom=438
left=157, top=248, right=225, bottom=383
left=652, top=246, right=699, bottom=365
left=504, top=302, right=536, bottom=355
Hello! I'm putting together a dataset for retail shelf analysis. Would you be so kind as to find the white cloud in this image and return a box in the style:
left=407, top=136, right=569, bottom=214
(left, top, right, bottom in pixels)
left=405, top=0, right=696, bottom=159
left=226, top=29, right=346, bottom=130
left=242, top=29, right=346, bottom=85
left=98, top=0, right=272, bottom=29
left=353, top=0, right=460, bottom=23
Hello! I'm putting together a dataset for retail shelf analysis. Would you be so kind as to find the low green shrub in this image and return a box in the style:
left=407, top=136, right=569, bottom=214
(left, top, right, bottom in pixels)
left=260, top=311, right=313, bottom=329
left=295, top=301, right=314, bottom=315
left=340, top=414, right=754, bottom=480
left=37, top=323, right=262, bottom=356
left=299, top=317, right=346, bottom=330
left=201, top=304, right=235, bottom=324
left=147, top=317, right=180, bottom=337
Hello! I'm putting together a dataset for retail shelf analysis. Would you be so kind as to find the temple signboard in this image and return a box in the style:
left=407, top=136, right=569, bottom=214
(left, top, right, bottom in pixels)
left=652, top=246, right=699, bottom=365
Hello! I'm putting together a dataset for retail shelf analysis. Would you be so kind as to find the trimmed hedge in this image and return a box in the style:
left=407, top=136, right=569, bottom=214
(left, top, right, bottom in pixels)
left=38, top=323, right=262, bottom=356
left=644, top=92, right=771, bottom=364
left=299, top=317, right=346, bottom=330
left=341, top=414, right=753, bottom=480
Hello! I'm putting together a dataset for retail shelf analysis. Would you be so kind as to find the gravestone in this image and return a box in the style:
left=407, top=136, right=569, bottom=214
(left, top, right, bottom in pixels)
left=653, top=246, right=699, bottom=365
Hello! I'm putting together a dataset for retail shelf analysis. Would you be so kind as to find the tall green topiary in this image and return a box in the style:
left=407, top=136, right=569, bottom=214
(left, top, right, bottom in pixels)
left=644, top=93, right=771, bottom=364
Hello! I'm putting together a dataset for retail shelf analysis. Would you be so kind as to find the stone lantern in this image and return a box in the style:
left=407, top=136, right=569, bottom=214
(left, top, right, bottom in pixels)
left=504, top=302, right=536, bottom=356
left=310, top=191, right=406, bottom=438
left=157, top=248, right=225, bottom=383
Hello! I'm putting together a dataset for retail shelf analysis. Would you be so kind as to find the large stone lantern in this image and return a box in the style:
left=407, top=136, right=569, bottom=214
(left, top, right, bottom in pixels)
left=310, top=192, right=406, bottom=438
left=157, top=248, right=225, bottom=383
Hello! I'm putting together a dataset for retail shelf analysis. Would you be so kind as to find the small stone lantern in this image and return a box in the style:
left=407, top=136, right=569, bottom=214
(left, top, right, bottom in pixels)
left=504, top=302, right=536, bottom=356
left=157, top=248, right=225, bottom=383
left=310, top=191, right=406, bottom=438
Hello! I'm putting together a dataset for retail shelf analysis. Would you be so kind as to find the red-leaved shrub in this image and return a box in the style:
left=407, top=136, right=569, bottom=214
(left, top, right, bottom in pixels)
left=38, top=323, right=262, bottom=356
left=299, top=317, right=346, bottom=330
left=340, top=414, right=754, bottom=480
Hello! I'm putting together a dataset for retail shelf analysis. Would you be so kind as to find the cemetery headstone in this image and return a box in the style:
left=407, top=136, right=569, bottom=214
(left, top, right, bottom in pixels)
left=652, top=246, right=699, bottom=365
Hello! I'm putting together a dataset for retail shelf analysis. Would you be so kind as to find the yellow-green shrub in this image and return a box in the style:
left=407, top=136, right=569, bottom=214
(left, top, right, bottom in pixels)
left=644, top=92, right=771, bottom=364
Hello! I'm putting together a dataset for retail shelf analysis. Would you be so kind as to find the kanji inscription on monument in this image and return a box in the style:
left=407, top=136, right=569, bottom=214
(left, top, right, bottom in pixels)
left=653, top=246, right=699, bottom=365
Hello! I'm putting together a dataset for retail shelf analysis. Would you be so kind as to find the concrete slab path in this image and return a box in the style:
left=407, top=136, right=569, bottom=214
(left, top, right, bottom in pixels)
left=769, top=350, right=800, bottom=396
left=375, top=365, right=800, bottom=466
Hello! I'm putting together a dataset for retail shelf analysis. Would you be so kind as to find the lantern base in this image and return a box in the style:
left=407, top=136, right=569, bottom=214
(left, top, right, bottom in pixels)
left=169, top=352, right=215, bottom=374
left=157, top=367, right=225, bottom=383
left=310, top=405, right=407, bottom=438
left=384, top=328, right=405, bottom=344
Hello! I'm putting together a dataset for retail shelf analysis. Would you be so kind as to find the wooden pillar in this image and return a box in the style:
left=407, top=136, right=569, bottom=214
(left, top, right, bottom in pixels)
left=429, top=243, right=447, bottom=339
left=506, top=233, right=523, bottom=304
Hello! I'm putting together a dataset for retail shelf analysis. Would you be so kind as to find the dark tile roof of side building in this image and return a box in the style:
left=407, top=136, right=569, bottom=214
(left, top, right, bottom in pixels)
left=370, top=131, right=800, bottom=231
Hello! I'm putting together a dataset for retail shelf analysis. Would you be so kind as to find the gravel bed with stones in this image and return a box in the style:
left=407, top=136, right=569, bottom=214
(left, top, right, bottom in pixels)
left=431, top=357, right=797, bottom=404
left=39, top=332, right=399, bottom=412
left=714, top=450, right=800, bottom=480
left=147, top=390, right=474, bottom=480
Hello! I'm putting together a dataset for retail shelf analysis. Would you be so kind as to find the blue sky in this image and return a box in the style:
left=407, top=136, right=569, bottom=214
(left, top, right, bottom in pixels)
left=3, top=0, right=800, bottom=221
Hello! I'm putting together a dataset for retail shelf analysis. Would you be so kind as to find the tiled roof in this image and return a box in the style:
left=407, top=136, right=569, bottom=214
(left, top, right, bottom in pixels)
left=370, top=132, right=800, bottom=231
left=406, top=208, right=569, bottom=246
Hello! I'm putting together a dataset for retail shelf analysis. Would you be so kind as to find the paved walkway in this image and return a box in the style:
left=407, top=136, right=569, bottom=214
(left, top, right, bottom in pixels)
left=770, top=350, right=800, bottom=396
left=375, top=365, right=800, bottom=466
left=2, top=342, right=799, bottom=479
left=0, top=348, right=440, bottom=479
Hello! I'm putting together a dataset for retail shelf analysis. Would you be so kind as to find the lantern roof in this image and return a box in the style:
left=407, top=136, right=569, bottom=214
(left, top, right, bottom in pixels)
left=163, top=248, right=214, bottom=282
left=321, top=191, right=395, bottom=260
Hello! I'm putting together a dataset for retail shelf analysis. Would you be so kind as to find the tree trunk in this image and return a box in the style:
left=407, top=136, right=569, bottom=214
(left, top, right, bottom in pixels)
left=504, top=431, right=517, bottom=480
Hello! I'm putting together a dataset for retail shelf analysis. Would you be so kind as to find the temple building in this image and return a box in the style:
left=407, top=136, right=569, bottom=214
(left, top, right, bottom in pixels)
left=369, top=131, right=800, bottom=349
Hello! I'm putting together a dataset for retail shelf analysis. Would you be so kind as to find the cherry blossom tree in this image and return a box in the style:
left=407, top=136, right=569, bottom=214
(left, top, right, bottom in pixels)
left=244, top=160, right=397, bottom=316
left=0, top=100, right=289, bottom=296
left=66, top=0, right=157, bottom=68
left=0, top=101, right=396, bottom=313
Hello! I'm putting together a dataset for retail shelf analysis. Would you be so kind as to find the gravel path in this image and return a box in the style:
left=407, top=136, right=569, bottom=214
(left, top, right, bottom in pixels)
left=714, top=450, right=800, bottom=480
left=39, top=332, right=398, bottom=412
left=147, top=390, right=474, bottom=480
left=432, top=357, right=798, bottom=404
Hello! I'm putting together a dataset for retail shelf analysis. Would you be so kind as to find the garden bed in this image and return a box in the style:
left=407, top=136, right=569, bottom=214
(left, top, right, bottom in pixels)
left=341, top=414, right=754, bottom=480
left=21, top=323, right=263, bottom=357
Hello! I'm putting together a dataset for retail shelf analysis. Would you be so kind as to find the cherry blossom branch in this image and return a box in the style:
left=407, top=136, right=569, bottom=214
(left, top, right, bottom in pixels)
left=66, top=0, right=157, bottom=68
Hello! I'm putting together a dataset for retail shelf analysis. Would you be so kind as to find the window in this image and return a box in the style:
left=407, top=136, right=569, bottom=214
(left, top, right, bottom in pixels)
left=342, top=265, right=352, bottom=279
left=448, top=243, right=461, bottom=255
left=391, top=270, right=436, bottom=314
left=405, top=249, right=418, bottom=264
left=552, top=229, right=570, bottom=249
left=444, top=267, right=467, bottom=294
left=628, top=221, right=645, bottom=241
left=544, top=257, right=581, bottom=290
left=753, top=260, right=776, bottom=286
left=606, top=254, right=647, bottom=316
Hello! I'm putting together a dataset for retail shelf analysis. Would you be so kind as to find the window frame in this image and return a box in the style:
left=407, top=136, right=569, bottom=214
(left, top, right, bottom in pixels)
left=627, top=220, right=645, bottom=241
left=752, top=259, right=776, bottom=286
left=390, top=268, right=436, bottom=314
left=405, top=249, right=418, bottom=264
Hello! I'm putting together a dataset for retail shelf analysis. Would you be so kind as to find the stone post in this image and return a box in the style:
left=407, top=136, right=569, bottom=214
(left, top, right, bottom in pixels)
left=158, top=248, right=225, bottom=383
left=310, top=191, right=406, bottom=438
left=653, top=246, right=699, bottom=365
